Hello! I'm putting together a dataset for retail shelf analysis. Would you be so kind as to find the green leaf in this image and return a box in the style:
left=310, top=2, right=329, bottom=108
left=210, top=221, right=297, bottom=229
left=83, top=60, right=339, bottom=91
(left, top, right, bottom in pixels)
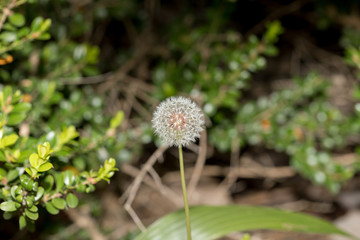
left=24, top=208, right=38, bottom=220
left=29, top=153, right=39, bottom=168
left=0, top=32, right=17, bottom=43
left=134, top=205, right=351, bottom=240
left=0, top=168, right=6, bottom=179
left=17, top=27, right=30, bottom=37
left=0, top=201, right=17, bottom=212
left=3, top=211, right=12, bottom=220
left=40, top=19, right=51, bottom=32
left=45, top=202, right=59, bottom=215
left=43, top=175, right=54, bottom=192
left=7, top=169, right=19, bottom=182
left=29, top=205, right=38, bottom=212
left=0, top=134, right=18, bottom=148
left=30, top=17, right=43, bottom=31
left=58, top=126, right=79, bottom=146
left=63, top=170, right=75, bottom=186
left=10, top=185, right=18, bottom=199
left=12, top=102, right=31, bottom=113
left=37, top=142, right=51, bottom=159
left=25, top=167, right=37, bottom=178
left=7, top=112, right=27, bottom=125
left=3, top=23, right=16, bottom=31
left=19, top=215, right=26, bottom=230
left=9, top=13, right=25, bottom=27
left=54, top=172, right=64, bottom=192
left=110, top=111, right=124, bottom=129
left=0, top=151, right=6, bottom=161
left=38, top=162, right=53, bottom=172
left=34, top=187, right=44, bottom=201
left=51, top=198, right=66, bottom=210
left=37, top=33, right=50, bottom=40
left=66, top=193, right=78, bottom=208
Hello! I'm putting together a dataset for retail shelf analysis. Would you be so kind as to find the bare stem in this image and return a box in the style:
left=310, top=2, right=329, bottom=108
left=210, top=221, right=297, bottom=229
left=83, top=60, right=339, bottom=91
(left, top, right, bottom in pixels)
left=178, top=145, right=192, bottom=240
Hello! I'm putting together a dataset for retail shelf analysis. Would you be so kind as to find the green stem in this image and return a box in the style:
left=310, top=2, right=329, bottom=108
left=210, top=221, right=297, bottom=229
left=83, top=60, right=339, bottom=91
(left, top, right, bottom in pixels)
left=178, top=145, right=192, bottom=240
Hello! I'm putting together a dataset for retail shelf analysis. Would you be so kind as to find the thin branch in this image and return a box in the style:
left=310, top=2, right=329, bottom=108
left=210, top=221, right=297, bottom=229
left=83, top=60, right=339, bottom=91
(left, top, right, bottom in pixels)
left=218, top=137, right=240, bottom=190
left=66, top=208, right=106, bottom=240
left=121, top=145, right=168, bottom=231
left=0, top=0, right=16, bottom=32
left=188, top=130, right=207, bottom=196
left=121, top=163, right=179, bottom=205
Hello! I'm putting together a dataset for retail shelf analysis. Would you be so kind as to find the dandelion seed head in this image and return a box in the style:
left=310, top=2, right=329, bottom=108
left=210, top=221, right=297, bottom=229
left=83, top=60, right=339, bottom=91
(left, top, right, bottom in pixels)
left=152, top=96, right=204, bottom=146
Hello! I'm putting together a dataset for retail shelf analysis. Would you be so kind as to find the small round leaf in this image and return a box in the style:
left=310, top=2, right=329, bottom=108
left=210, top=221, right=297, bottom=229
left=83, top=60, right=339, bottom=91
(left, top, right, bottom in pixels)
left=0, top=201, right=17, bottom=212
left=66, top=193, right=78, bottom=208
left=51, top=198, right=66, bottom=210
left=9, top=13, right=25, bottom=27
left=45, top=202, right=59, bottom=215
left=25, top=208, right=38, bottom=220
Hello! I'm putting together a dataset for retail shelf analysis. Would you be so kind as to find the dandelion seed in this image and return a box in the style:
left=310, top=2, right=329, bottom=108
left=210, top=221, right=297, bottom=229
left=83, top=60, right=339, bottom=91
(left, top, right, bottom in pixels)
left=152, top=96, right=204, bottom=146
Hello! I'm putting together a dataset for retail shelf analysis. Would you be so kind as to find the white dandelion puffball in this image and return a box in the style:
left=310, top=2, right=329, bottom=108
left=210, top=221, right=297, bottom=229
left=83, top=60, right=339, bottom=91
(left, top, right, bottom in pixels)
left=152, top=96, right=204, bottom=146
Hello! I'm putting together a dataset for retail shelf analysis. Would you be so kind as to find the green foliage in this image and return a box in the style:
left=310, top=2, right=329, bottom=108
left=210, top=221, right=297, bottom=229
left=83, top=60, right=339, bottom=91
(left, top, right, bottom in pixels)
left=135, top=205, right=351, bottom=240
left=0, top=86, right=118, bottom=229
left=2, top=0, right=360, bottom=238
left=151, top=17, right=359, bottom=192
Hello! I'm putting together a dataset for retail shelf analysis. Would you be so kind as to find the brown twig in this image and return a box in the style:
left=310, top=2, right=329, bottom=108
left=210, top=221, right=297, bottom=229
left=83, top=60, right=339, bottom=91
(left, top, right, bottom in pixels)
left=0, top=0, right=17, bottom=32
left=121, top=145, right=168, bottom=231
left=218, top=137, right=241, bottom=190
left=188, top=130, right=207, bottom=196
left=163, top=165, right=295, bottom=183
left=66, top=208, right=106, bottom=240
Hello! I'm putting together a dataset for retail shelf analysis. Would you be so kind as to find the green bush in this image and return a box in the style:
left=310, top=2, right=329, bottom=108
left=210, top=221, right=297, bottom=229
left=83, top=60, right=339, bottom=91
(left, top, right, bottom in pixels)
left=1, top=0, right=360, bottom=238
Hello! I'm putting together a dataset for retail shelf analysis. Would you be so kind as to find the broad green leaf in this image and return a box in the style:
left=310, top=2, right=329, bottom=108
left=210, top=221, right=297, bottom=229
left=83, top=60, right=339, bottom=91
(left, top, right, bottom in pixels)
left=58, top=126, right=79, bottom=146
left=25, top=167, right=37, bottom=178
left=3, top=86, right=12, bottom=100
left=0, top=151, right=6, bottom=161
left=3, top=23, right=16, bottom=31
left=38, top=162, right=53, bottom=172
left=0, top=134, right=18, bottom=148
left=7, top=169, right=19, bottom=182
left=25, top=208, right=38, bottom=220
left=30, top=17, right=43, bottom=31
left=19, top=215, right=26, bottom=230
left=29, top=205, right=38, bottom=212
left=17, top=27, right=30, bottom=37
left=34, top=187, right=44, bottom=201
left=9, top=13, right=25, bottom=27
left=51, top=198, right=66, bottom=210
left=7, top=112, right=27, bottom=125
left=0, top=168, right=6, bottom=179
left=45, top=202, right=59, bottom=215
left=3, top=211, right=12, bottom=220
left=43, top=175, right=54, bottom=192
left=66, top=193, right=78, bottom=208
left=10, top=185, right=18, bottom=199
left=40, top=19, right=51, bottom=32
left=0, top=32, right=16, bottom=43
left=64, top=170, right=75, bottom=186
left=135, top=205, right=351, bottom=240
left=12, top=102, right=31, bottom=113
left=37, top=33, right=51, bottom=40
left=29, top=153, right=39, bottom=168
left=110, top=111, right=124, bottom=129
left=0, top=201, right=17, bottom=212
left=37, top=142, right=52, bottom=159
left=54, top=172, right=64, bottom=192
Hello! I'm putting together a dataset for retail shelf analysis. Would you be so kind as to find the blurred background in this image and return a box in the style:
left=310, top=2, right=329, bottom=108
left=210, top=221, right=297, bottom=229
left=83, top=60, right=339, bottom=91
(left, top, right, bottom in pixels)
left=2, top=0, right=360, bottom=239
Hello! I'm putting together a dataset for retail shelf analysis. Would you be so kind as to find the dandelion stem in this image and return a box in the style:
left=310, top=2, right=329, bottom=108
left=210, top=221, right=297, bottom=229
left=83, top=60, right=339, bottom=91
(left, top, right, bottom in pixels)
left=178, top=145, right=192, bottom=240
